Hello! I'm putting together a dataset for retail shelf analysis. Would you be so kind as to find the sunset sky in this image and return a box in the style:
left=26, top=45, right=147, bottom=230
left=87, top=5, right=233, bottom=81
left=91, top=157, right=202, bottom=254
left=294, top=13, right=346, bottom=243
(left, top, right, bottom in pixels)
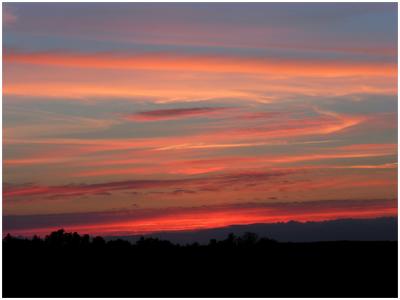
left=3, top=3, right=397, bottom=236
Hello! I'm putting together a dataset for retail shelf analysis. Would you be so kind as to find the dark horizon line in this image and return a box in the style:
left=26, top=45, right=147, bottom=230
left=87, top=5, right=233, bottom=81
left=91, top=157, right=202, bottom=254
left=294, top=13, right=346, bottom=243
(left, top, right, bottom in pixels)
left=3, top=215, right=397, bottom=240
left=109, top=215, right=398, bottom=236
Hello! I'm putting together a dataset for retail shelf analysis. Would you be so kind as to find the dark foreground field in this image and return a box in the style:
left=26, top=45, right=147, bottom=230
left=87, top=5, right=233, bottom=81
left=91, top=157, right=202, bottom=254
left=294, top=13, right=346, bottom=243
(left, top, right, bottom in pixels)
left=3, top=230, right=398, bottom=297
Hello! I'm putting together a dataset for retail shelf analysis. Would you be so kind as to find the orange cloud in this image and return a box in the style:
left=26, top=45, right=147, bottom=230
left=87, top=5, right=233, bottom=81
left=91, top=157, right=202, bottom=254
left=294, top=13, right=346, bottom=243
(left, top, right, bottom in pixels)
left=5, top=50, right=396, bottom=77
left=67, top=142, right=397, bottom=179
left=3, top=50, right=396, bottom=101
left=5, top=111, right=392, bottom=180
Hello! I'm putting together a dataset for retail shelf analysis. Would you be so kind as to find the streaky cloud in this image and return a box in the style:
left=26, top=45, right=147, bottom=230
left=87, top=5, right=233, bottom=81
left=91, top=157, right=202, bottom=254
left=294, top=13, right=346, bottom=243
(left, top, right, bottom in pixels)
left=125, top=107, right=233, bottom=122
left=3, top=199, right=397, bottom=237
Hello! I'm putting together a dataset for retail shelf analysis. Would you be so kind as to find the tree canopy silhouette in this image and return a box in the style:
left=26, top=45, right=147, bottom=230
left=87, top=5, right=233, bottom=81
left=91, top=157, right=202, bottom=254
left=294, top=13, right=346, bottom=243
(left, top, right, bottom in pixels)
left=2, top=229, right=397, bottom=298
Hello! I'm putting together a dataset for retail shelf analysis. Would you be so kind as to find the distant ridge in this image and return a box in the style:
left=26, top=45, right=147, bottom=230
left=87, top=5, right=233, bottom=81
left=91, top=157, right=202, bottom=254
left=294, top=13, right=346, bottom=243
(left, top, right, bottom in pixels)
left=108, top=217, right=398, bottom=244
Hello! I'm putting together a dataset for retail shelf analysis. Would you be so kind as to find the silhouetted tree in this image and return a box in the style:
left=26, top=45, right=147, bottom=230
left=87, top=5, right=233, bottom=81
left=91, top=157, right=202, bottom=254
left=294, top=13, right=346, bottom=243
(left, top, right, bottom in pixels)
left=258, top=237, right=278, bottom=246
left=238, top=232, right=258, bottom=246
left=92, top=236, right=106, bottom=247
left=45, top=229, right=66, bottom=247
left=3, top=229, right=397, bottom=298
left=209, top=238, right=217, bottom=247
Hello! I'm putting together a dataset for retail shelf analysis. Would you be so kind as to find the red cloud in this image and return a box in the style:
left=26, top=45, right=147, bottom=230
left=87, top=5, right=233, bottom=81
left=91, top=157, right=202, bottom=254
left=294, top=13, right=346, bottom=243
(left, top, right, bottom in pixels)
left=3, top=199, right=397, bottom=237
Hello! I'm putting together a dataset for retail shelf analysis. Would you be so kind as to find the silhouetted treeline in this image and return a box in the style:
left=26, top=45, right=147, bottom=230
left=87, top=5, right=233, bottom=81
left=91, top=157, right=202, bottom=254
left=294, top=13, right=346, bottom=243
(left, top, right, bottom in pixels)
left=3, top=229, right=398, bottom=297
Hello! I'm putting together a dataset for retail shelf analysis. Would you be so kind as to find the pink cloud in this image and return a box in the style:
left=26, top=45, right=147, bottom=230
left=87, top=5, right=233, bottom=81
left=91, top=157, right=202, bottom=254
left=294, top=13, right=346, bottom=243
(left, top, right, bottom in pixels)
left=3, top=7, right=17, bottom=25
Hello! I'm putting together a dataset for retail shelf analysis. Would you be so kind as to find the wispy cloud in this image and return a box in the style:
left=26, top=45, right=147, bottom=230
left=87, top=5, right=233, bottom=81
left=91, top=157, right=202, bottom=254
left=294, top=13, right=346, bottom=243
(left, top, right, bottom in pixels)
left=4, top=50, right=396, bottom=101
left=3, top=3, right=397, bottom=236
left=4, top=170, right=291, bottom=200
left=5, top=50, right=395, bottom=77
left=125, top=107, right=233, bottom=122
left=3, top=199, right=396, bottom=237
